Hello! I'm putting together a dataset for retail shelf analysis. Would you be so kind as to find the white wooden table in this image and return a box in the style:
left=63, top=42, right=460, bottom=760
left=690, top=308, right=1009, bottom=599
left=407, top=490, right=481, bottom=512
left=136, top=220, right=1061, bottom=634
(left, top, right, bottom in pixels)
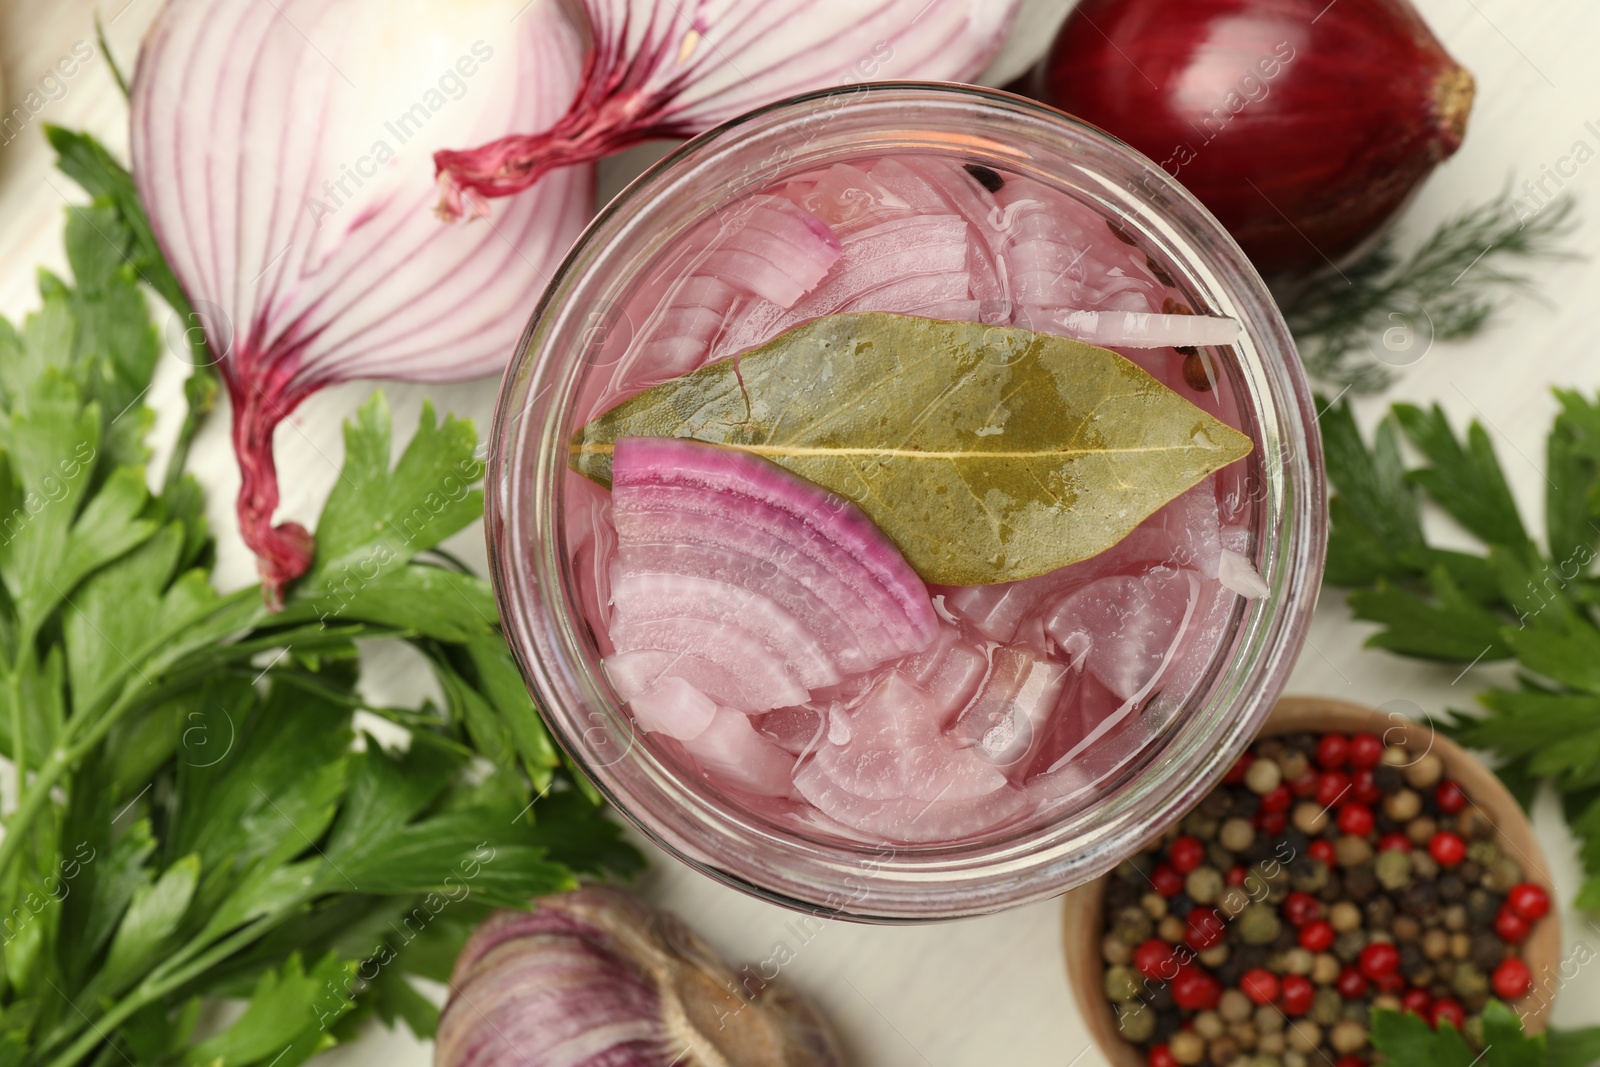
left=4, top=1, right=1600, bottom=1063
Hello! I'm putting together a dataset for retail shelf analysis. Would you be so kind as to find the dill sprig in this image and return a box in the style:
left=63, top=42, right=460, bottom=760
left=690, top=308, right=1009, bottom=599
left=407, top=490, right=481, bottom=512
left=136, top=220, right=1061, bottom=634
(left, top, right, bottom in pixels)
left=1281, top=189, right=1580, bottom=392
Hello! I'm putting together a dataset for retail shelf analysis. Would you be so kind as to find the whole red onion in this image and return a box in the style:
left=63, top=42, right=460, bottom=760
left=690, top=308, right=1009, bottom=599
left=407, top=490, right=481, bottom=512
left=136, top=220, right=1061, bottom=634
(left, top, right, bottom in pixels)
left=1029, top=0, right=1475, bottom=272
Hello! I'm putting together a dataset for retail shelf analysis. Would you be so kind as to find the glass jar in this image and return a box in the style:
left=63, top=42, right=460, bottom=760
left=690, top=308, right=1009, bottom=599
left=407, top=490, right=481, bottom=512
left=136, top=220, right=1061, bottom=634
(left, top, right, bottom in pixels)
left=487, top=83, right=1325, bottom=921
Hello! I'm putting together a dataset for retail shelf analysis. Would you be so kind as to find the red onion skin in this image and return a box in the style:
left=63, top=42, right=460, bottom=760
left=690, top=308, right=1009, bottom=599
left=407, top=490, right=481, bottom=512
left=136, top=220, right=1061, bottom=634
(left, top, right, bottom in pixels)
left=227, top=363, right=317, bottom=608
left=1031, top=0, right=1474, bottom=273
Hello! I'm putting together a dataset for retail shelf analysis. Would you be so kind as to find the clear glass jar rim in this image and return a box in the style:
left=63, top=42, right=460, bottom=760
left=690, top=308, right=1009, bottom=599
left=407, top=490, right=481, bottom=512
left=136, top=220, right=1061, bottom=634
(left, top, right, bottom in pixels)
left=487, top=83, right=1327, bottom=921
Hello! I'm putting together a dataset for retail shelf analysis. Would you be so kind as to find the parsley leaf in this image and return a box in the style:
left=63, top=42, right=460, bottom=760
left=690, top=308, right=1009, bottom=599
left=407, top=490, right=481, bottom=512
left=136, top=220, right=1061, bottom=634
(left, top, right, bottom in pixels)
left=0, top=129, right=641, bottom=1067
left=1324, top=390, right=1600, bottom=911
left=1370, top=1003, right=1600, bottom=1067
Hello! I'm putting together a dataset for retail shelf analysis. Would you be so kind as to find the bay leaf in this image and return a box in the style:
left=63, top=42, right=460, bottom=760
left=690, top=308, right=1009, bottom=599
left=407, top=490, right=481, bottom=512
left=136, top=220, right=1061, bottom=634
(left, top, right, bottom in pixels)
left=570, top=313, right=1253, bottom=586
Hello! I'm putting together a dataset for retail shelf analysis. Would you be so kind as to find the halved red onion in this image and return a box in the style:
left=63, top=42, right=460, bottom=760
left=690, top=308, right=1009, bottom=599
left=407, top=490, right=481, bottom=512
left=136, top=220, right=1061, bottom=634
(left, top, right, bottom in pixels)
left=603, top=437, right=937, bottom=713
left=432, top=0, right=1021, bottom=217
left=131, top=0, right=594, bottom=604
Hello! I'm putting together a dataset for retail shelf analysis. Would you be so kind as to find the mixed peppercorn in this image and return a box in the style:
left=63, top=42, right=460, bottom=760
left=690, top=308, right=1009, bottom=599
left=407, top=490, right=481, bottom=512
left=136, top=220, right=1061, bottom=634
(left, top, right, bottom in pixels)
left=1096, top=729, right=1549, bottom=1066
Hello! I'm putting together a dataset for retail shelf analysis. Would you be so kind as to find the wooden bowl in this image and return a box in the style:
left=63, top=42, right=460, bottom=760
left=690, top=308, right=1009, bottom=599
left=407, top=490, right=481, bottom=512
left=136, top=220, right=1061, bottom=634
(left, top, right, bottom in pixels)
left=1063, top=696, right=1563, bottom=1066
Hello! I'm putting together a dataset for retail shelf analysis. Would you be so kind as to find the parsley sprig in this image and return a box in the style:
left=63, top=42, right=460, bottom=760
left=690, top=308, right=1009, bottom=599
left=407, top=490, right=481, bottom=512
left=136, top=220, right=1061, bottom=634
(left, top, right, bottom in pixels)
left=1373, top=1003, right=1600, bottom=1066
left=1324, top=390, right=1600, bottom=909
left=0, top=134, right=639, bottom=1066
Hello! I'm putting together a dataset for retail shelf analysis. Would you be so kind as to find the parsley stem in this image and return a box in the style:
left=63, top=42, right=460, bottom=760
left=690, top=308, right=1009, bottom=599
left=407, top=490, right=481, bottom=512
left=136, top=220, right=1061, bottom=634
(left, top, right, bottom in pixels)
left=161, top=363, right=219, bottom=499
left=43, top=915, right=281, bottom=1067
left=0, top=746, right=69, bottom=876
left=7, top=669, right=23, bottom=807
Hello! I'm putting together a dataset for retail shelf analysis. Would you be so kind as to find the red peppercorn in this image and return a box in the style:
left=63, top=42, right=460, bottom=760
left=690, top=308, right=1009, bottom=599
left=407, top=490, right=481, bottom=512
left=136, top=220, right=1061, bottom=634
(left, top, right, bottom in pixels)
left=1429, top=831, right=1467, bottom=867
left=1378, top=832, right=1413, bottom=852
left=1434, top=779, right=1467, bottom=814
left=1316, top=733, right=1350, bottom=769
left=1148, top=1045, right=1178, bottom=1067
left=1495, top=905, right=1532, bottom=943
left=1186, top=907, right=1227, bottom=951
left=1299, top=919, right=1336, bottom=953
left=1241, top=967, right=1280, bottom=1005
left=1348, top=732, right=1385, bottom=769
left=1308, top=839, right=1336, bottom=865
left=1401, top=987, right=1432, bottom=1016
left=1279, top=974, right=1315, bottom=1015
left=1225, top=865, right=1248, bottom=887
left=1315, top=771, right=1350, bottom=809
left=1283, top=891, right=1323, bottom=927
left=1335, top=1058, right=1365, bottom=1067
left=1223, top=751, right=1254, bottom=785
left=1493, top=958, right=1533, bottom=999
left=1351, top=766, right=1382, bottom=804
left=1259, top=783, right=1292, bottom=814
left=1359, top=942, right=1400, bottom=980
left=1169, top=835, right=1206, bottom=874
left=1256, top=810, right=1287, bottom=835
left=1134, top=938, right=1178, bottom=981
left=1151, top=862, right=1185, bottom=897
left=1375, top=971, right=1406, bottom=995
left=1508, top=883, right=1550, bottom=921
left=1431, top=997, right=1467, bottom=1030
left=1335, top=966, right=1369, bottom=999
left=1172, top=965, right=1221, bottom=1011
left=1289, top=767, right=1320, bottom=798
left=1337, top=803, right=1376, bottom=837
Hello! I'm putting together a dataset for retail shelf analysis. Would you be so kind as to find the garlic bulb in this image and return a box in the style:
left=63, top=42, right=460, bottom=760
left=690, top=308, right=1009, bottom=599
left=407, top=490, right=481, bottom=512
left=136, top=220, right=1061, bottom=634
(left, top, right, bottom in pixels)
left=130, top=0, right=594, bottom=604
left=436, top=888, right=843, bottom=1067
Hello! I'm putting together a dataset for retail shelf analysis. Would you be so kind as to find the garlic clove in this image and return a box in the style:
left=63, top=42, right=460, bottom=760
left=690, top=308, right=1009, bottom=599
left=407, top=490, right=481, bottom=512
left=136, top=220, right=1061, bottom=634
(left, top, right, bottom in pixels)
left=437, top=888, right=843, bottom=1067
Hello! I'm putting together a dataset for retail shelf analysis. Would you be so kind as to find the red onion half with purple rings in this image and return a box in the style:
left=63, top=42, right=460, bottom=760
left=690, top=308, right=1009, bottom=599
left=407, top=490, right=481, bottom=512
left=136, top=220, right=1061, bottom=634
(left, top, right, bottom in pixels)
left=131, top=0, right=595, bottom=604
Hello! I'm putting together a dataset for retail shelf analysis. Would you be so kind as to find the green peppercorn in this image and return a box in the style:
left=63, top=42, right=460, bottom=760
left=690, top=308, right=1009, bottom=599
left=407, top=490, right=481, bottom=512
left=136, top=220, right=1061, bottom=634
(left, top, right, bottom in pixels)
left=1117, top=854, right=1154, bottom=882
left=1403, top=753, right=1443, bottom=789
left=1466, top=840, right=1500, bottom=867
left=1443, top=904, right=1469, bottom=932
left=1104, top=964, right=1142, bottom=1001
left=1375, top=850, right=1412, bottom=890
left=1384, top=789, right=1421, bottom=821
left=1334, top=836, right=1373, bottom=869
left=1185, top=811, right=1220, bottom=841
left=1485, top=857, right=1524, bottom=893
left=1238, top=903, right=1282, bottom=945
left=1171, top=1030, right=1207, bottom=1065
left=1329, top=1020, right=1367, bottom=1055
left=1219, top=989, right=1254, bottom=1024
left=1333, top=929, right=1367, bottom=962
left=1328, top=901, right=1361, bottom=933
left=1220, top=818, right=1256, bottom=853
left=1245, top=758, right=1282, bottom=795
left=1115, top=906, right=1154, bottom=944
left=1209, top=1035, right=1242, bottom=1066
left=1452, top=962, right=1490, bottom=999
left=1411, top=850, right=1439, bottom=881
left=1465, top=1015, right=1486, bottom=1050
left=1118, top=1000, right=1157, bottom=1042
left=1188, top=866, right=1225, bottom=905
left=1465, top=888, right=1501, bottom=925
left=1103, top=933, right=1133, bottom=964
left=1256, top=1005, right=1284, bottom=1033
left=1290, top=859, right=1330, bottom=894
left=1312, top=988, right=1342, bottom=1026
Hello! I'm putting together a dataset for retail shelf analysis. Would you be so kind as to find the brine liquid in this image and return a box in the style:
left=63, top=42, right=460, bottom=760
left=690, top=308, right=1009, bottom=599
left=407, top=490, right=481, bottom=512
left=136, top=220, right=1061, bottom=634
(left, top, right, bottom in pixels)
left=562, top=153, right=1259, bottom=846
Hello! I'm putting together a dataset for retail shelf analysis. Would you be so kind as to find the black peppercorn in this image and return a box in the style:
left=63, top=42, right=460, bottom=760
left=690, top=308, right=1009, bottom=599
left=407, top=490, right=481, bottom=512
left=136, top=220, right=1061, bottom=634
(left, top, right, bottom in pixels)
left=1170, top=897, right=1194, bottom=919
left=1470, top=931, right=1506, bottom=972
left=1373, top=765, right=1402, bottom=793
left=1365, top=897, right=1396, bottom=929
left=1437, top=874, right=1466, bottom=903
left=1318, top=871, right=1345, bottom=903
left=1400, top=942, right=1426, bottom=975
left=1465, top=889, right=1501, bottom=926
left=1400, top=881, right=1439, bottom=918
left=1344, top=864, right=1378, bottom=902
left=1147, top=984, right=1176, bottom=1012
